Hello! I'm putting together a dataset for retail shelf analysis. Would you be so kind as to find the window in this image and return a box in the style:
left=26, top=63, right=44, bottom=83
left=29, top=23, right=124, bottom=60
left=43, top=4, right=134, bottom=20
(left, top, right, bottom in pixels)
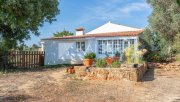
left=124, top=40, right=128, bottom=49
left=98, top=39, right=135, bottom=54
left=129, top=39, right=134, bottom=47
left=102, top=40, right=107, bottom=54
left=118, top=40, right=123, bottom=53
left=98, top=40, right=123, bottom=54
left=113, top=40, right=118, bottom=53
left=98, top=40, right=103, bottom=54
left=76, top=42, right=85, bottom=52
left=113, top=40, right=123, bottom=54
left=107, top=40, right=113, bottom=54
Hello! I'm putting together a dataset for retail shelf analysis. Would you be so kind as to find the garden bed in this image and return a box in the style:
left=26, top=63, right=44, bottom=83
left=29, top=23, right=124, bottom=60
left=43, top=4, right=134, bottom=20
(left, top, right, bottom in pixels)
left=74, top=64, right=147, bottom=82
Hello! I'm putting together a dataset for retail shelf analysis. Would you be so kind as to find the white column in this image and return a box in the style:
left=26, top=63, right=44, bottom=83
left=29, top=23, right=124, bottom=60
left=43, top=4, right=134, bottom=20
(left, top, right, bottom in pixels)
left=128, top=39, right=130, bottom=47
left=122, top=40, right=125, bottom=51
left=40, top=42, right=45, bottom=51
left=95, top=39, right=97, bottom=54
left=135, top=38, right=138, bottom=51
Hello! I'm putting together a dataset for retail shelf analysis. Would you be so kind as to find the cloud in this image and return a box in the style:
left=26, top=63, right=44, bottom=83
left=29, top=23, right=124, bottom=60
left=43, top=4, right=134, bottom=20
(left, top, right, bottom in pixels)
left=75, top=1, right=151, bottom=25
left=119, top=2, right=150, bottom=14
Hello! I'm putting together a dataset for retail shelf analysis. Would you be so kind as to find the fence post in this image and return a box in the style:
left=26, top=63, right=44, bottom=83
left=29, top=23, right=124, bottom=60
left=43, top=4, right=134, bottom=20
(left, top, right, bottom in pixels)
left=22, top=51, right=25, bottom=68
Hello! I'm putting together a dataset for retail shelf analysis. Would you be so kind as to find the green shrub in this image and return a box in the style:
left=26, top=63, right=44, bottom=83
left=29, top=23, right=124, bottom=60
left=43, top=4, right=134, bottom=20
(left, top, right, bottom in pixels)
left=144, top=51, right=168, bottom=62
left=115, top=51, right=121, bottom=57
left=84, top=52, right=96, bottom=59
left=89, top=52, right=96, bottom=59
left=84, top=53, right=90, bottom=59
left=111, top=60, right=121, bottom=68
left=96, top=59, right=107, bottom=68
left=140, top=29, right=173, bottom=62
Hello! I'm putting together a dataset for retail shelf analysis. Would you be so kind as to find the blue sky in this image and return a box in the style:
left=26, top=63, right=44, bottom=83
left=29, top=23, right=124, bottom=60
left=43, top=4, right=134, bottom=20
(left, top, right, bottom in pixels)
left=26, top=0, right=152, bottom=46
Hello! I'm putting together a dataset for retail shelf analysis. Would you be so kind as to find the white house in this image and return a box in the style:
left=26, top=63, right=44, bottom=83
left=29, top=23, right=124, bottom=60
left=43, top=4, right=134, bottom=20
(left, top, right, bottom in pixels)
left=41, top=22, right=143, bottom=65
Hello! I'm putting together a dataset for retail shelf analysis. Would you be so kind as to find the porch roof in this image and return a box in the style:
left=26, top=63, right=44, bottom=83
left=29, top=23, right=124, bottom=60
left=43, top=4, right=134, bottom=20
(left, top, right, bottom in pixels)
left=42, top=30, right=143, bottom=40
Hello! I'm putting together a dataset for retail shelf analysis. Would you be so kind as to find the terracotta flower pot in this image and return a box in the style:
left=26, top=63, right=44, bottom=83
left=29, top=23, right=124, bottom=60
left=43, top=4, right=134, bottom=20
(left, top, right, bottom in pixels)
left=113, top=57, right=120, bottom=61
left=67, top=67, right=75, bottom=74
left=106, top=57, right=113, bottom=65
left=83, top=59, right=94, bottom=66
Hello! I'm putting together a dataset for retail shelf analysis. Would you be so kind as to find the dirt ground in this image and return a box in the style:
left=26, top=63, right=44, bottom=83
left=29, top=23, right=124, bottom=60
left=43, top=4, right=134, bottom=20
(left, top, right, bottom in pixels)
left=0, top=67, right=180, bottom=102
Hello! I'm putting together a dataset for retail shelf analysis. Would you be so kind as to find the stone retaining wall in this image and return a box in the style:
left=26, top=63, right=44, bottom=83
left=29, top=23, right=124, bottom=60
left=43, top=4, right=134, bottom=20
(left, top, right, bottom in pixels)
left=74, top=64, right=147, bottom=82
left=148, top=62, right=180, bottom=71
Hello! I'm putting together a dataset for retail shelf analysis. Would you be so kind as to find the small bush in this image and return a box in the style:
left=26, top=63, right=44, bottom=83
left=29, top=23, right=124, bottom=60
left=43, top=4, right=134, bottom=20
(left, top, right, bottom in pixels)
left=115, top=51, right=121, bottom=57
left=111, top=60, right=121, bottom=68
left=144, top=51, right=168, bottom=62
left=89, top=52, right=96, bottom=59
left=84, top=52, right=96, bottom=59
left=96, top=59, right=107, bottom=68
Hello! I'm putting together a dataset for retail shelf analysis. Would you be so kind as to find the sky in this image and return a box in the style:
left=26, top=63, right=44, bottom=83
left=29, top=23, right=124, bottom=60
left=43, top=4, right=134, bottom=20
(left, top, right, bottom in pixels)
left=25, top=0, right=152, bottom=46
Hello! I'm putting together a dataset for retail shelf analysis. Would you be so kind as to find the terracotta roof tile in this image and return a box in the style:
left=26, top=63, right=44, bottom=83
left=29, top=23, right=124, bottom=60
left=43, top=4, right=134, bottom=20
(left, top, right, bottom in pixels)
left=76, top=28, right=85, bottom=31
left=42, top=30, right=143, bottom=40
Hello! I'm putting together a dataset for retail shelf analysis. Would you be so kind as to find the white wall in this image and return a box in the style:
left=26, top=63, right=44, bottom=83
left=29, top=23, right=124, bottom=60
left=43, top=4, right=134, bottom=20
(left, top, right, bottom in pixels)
left=86, top=38, right=96, bottom=53
left=43, top=36, right=139, bottom=65
left=44, top=40, right=85, bottom=65
left=76, top=31, right=84, bottom=36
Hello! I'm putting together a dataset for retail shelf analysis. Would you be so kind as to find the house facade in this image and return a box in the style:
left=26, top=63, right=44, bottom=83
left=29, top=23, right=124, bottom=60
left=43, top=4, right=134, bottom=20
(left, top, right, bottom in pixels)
left=41, top=22, right=143, bottom=65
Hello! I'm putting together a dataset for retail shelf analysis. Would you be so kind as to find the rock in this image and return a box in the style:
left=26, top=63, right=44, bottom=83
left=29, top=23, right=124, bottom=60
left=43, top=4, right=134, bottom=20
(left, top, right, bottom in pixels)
left=80, top=72, right=87, bottom=77
left=97, top=73, right=108, bottom=80
left=76, top=77, right=82, bottom=80
left=82, top=76, right=90, bottom=81
left=162, top=63, right=165, bottom=65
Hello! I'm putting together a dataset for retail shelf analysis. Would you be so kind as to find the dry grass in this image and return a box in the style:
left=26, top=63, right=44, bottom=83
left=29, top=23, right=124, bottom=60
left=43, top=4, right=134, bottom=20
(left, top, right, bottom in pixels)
left=175, top=54, right=180, bottom=62
left=0, top=67, right=180, bottom=102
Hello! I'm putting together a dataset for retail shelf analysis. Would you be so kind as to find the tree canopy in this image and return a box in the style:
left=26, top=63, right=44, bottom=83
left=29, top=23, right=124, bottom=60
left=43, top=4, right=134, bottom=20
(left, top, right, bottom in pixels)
left=53, top=30, right=74, bottom=37
left=0, top=0, right=59, bottom=49
left=177, top=0, right=180, bottom=5
left=142, top=0, right=180, bottom=62
left=146, top=0, right=180, bottom=54
left=147, top=0, right=180, bottom=43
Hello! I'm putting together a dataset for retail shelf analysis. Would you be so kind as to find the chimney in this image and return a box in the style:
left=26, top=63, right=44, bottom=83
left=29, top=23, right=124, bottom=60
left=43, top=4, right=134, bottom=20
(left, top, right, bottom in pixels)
left=76, top=28, right=85, bottom=36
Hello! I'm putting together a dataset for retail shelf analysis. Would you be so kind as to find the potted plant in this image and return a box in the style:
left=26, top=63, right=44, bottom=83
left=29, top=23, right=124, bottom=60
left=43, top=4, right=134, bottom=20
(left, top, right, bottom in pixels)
left=111, top=60, right=121, bottom=68
left=105, top=52, right=113, bottom=65
left=96, top=59, right=107, bottom=68
left=83, top=52, right=96, bottom=66
left=114, top=51, right=120, bottom=61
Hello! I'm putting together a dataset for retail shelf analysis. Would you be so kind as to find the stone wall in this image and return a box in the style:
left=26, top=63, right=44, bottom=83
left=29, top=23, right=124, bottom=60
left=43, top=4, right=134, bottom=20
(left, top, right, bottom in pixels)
left=74, top=64, right=147, bottom=82
left=148, top=62, right=180, bottom=71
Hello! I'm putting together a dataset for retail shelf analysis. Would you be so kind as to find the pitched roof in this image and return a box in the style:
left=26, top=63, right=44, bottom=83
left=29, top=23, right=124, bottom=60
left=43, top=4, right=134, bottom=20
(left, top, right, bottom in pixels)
left=42, top=22, right=143, bottom=40
left=86, top=21, right=142, bottom=34
left=42, top=30, right=143, bottom=40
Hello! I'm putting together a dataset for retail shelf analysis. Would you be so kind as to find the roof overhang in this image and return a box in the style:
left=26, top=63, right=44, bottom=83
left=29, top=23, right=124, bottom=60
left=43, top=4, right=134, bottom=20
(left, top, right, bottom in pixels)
left=41, top=30, right=143, bottom=41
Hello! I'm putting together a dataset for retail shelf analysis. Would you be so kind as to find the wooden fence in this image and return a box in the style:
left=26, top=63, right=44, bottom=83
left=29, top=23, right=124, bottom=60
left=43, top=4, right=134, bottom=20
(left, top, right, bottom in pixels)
left=0, top=51, right=45, bottom=68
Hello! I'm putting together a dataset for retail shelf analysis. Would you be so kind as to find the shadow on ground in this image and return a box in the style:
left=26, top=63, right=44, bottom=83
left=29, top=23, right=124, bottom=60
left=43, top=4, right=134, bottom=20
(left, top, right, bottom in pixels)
left=0, top=64, right=72, bottom=73
left=172, top=96, right=180, bottom=102
left=0, top=94, right=36, bottom=102
left=141, top=68, right=155, bottom=82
